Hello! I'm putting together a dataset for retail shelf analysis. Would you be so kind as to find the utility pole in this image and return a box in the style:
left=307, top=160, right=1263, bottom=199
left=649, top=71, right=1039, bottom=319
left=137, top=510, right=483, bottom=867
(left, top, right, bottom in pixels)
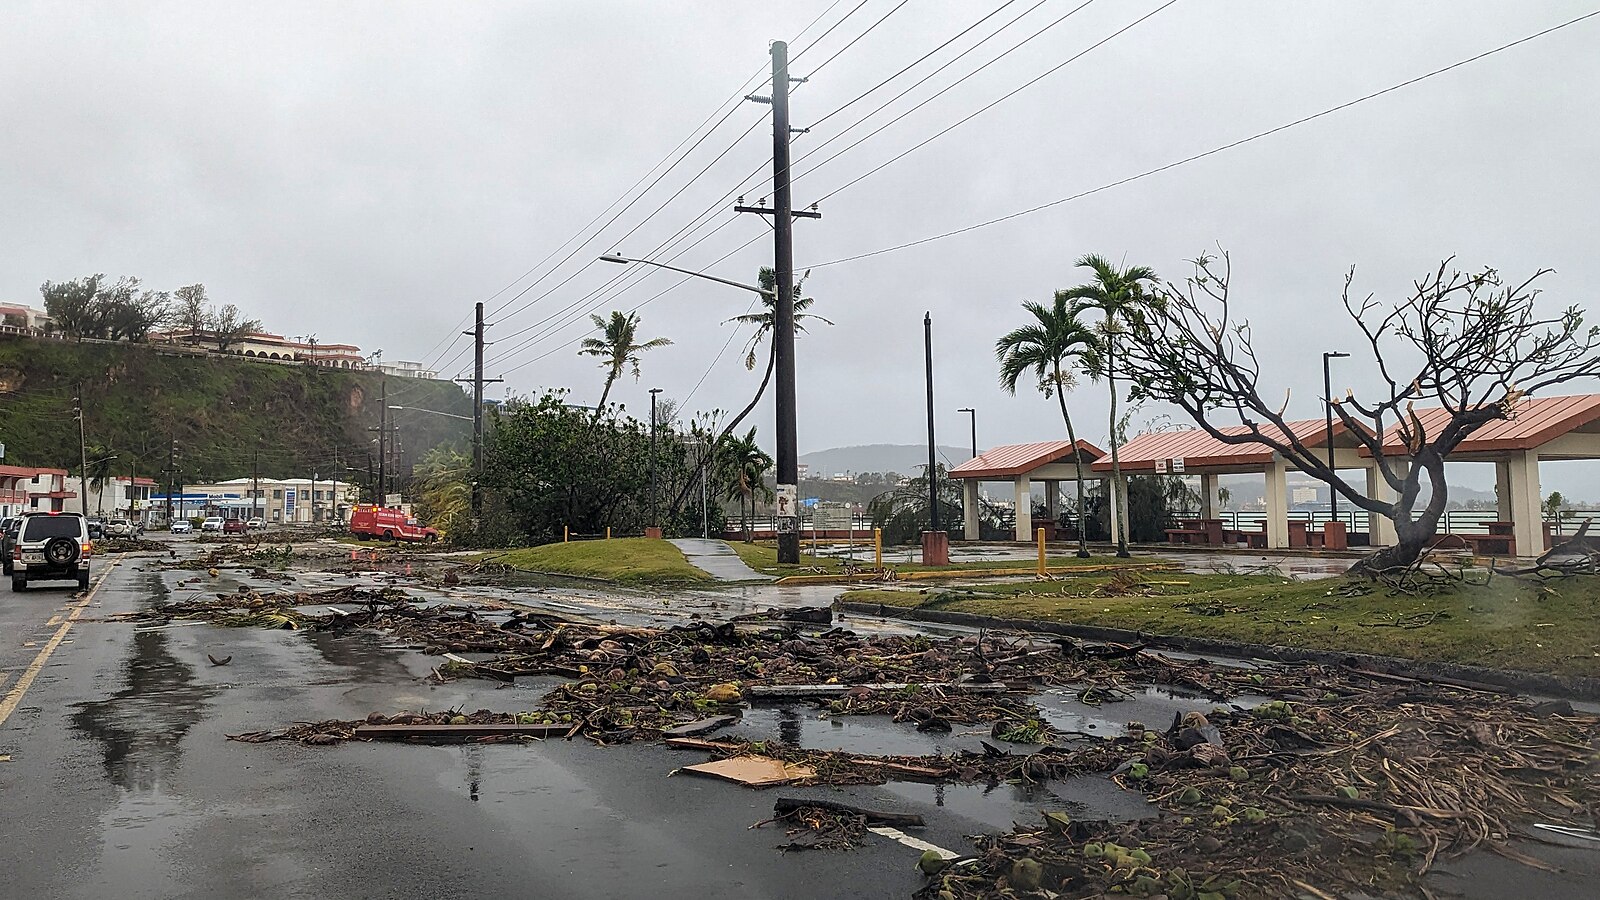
left=1323, top=350, right=1350, bottom=526
left=924, top=313, right=939, bottom=533
left=74, top=389, right=88, bottom=515
left=455, top=302, right=501, bottom=522
left=252, top=448, right=260, bottom=522
left=735, top=40, right=819, bottom=564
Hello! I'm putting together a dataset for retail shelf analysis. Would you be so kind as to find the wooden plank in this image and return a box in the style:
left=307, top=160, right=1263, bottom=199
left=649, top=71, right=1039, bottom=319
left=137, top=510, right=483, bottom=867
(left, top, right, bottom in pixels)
left=353, top=722, right=579, bottom=740
left=663, top=715, right=740, bottom=738
left=746, top=681, right=1008, bottom=699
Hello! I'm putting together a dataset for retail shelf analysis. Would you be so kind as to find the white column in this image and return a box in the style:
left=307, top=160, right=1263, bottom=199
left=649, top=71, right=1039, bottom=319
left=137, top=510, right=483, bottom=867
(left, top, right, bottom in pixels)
left=1366, top=464, right=1398, bottom=546
left=1494, top=461, right=1513, bottom=521
left=1264, top=460, right=1290, bottom=549
left=1506, top=450, right=1543, bottom=557
left=962, top=479, right=980, bottom=541
left=1013, top=475, right=1032, bottom=542
left=1200, top=473, right=1220, bottom=518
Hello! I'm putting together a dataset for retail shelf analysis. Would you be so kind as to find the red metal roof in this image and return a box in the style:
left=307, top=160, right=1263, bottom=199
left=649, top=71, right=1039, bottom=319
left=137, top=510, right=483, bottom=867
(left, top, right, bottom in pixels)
left=1090, top=419, right=1343, bottom=473
left=949, top=440, right=1104, bottom=479
left=0, top=464, right=68, bottom=478
left=1366, top=393, right=1600, bottom=455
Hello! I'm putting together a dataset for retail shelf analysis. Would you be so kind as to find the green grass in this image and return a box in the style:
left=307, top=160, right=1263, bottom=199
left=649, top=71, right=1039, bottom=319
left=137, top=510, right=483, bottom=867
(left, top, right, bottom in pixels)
left=728, top=539, right=1165, bottom=577
left=843, top=573, right=1600, bottom=677
left=494, top=538, right=713, bottom=585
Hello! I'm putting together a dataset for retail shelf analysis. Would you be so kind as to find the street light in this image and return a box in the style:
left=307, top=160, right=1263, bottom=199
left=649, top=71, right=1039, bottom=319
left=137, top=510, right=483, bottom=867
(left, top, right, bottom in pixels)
left=649, top=387, right=663, bottom=531
left=957, top=408, right=977, bottom=459
left=600, top=254, right=774, bottom=298
left=1323, top=351, right=1350, bottom=526
left=388, top=404, right=473, bottom=422
left=601, top=251, right=803, bottom=563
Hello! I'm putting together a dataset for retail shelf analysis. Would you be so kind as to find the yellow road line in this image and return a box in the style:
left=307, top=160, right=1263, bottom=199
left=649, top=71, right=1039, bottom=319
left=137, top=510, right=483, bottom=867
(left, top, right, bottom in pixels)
left=0, top=559, right=119, bottom=729
left=47, top=614, right=62, bottom=626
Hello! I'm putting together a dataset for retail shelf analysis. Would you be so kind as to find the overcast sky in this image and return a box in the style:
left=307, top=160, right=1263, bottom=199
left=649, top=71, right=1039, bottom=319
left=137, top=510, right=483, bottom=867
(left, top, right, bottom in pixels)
left=4, top=1, right=1598, bottom=496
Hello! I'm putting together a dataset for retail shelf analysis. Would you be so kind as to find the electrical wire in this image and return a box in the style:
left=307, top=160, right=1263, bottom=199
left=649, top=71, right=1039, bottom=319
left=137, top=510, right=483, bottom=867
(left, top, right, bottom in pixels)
left=807, top=0, right=1175, bottom=203
left=803, top=7, right=1600, bottom=269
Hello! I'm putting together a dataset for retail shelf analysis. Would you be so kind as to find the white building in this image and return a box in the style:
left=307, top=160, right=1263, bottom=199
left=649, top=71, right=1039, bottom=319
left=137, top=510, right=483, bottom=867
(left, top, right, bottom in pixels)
left=63, top=475, right=158, bottom=519
left=150, top=476, right=359, bottom=524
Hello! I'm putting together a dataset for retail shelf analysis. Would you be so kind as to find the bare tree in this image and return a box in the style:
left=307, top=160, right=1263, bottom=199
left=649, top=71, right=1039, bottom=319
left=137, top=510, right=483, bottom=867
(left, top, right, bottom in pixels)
left=173, top=284, right=209, bottom=344
left=1120, top=253, right=1600, bottom=573
left=210, top=303, right=262, bottom=352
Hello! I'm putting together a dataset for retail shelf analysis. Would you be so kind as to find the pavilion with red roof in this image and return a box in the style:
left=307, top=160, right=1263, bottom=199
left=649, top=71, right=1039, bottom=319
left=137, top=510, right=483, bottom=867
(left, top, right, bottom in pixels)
left=948, top=440, right=1104, bottom=541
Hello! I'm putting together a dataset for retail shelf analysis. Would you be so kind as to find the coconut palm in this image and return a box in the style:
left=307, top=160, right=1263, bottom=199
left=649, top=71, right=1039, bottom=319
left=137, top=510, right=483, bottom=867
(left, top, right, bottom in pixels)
left=719, top=267, right=830, bottom=437
left=995, top=296, right=1098, bottom=557
left=578, top=310, right=672, bottom=414
left=1058, top=254, right=1159, bottom=558
left=719, top=427, right=772, bottom=543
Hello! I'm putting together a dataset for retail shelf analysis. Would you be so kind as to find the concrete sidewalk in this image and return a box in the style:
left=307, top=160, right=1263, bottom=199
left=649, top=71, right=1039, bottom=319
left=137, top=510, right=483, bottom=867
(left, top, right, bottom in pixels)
left=669, top=538, right=773, bottom=582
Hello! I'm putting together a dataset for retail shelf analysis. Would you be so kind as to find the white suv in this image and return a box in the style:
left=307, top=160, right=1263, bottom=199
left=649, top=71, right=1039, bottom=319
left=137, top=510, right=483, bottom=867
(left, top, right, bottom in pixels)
left=201, top=516, right=224, bottom=532
left=12, top=512, right=92, bottom=591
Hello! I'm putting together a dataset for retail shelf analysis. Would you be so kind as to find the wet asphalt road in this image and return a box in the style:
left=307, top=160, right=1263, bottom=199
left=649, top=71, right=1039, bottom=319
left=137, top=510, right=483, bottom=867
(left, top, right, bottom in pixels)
left=3, top=542, right=1598, bottom=899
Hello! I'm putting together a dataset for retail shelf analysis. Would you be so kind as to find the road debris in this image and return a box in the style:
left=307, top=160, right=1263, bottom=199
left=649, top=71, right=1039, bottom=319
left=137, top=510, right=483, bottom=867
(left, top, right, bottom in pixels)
left=680, top=756, right=817, bottom=787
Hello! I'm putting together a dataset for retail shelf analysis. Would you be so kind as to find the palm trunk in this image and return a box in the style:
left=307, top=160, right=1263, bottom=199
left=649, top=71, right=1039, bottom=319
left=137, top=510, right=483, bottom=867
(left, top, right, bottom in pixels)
left=668, top=346, right=775, bottom=515
left=594, top=368, right=619, bottom=420
left=1052, top=361, right=1090, bottom=558
left=1107, top=332, right=1129, bottom=557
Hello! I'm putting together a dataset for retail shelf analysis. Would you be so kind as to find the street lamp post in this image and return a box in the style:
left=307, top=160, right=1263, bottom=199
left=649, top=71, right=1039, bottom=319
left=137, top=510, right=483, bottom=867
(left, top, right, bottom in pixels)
left=957, top=407, right=977, bottom=459
left=649, top=387, right=662, bottom=531
left=1323, top=351, right=1350, bottom=526
left=601, top=252, right=790, bottom=552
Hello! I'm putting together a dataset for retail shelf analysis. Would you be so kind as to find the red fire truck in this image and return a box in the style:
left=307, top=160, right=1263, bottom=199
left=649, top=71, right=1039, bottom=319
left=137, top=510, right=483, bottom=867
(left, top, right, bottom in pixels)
left=348, top=506, right=439, bottom=542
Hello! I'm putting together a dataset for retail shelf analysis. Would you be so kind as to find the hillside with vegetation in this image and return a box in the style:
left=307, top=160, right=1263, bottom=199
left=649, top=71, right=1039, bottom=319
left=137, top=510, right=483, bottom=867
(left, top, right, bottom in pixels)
left=0, top=335, right=471, bottom=486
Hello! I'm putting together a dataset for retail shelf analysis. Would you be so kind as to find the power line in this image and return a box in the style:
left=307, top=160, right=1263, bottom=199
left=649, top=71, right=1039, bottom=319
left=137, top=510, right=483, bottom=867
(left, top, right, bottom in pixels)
left=808, top=0, right=1174, bottom=203
left=796, top=0, right=911, bottom=76
left=804, top=7, right=1600, bottom=270
left=483, top=0, right=874, bottom=333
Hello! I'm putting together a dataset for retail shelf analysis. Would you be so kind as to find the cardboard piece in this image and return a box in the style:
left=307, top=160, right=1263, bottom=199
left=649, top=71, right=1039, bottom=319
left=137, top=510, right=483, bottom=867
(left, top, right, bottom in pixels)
left=680, top=755, right=816, bottom=787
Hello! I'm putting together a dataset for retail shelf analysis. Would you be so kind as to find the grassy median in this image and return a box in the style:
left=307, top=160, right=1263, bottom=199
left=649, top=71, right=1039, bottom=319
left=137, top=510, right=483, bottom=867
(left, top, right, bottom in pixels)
left=728, top=540, right=1167, bottom=578
left=495, top=538, right=713, bottom=585
left=843, top=572, right=1600, bottom=677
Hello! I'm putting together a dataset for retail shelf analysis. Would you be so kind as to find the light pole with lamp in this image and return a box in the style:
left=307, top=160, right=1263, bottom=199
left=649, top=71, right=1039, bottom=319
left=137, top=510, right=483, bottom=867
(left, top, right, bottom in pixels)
left=1323, top=351, right=1350, bottom=528
left=599, top=253, right=802, bottom=558
left=957, top=407, right=976, bottom=459
left=649, top=387, right=663, bottom=533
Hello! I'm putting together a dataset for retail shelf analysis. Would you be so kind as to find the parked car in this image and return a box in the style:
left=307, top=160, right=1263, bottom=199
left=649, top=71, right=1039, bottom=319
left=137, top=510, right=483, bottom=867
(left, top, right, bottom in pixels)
left=246, top=518, right=266, bottom=531
left=169, top=520, right=193, bottom=534
left=349, top=506, right=439, bottom=542
left=1, top=517, right=21, bottom=576
left=105, top=520, right=136, bottom=538
left=223, top=518, right=247, bottom=534
left=11, top=511, right=92, bottom=591
left=86, top=518, right=106, bottom=540
left=201, top=516, right=224, bottom=532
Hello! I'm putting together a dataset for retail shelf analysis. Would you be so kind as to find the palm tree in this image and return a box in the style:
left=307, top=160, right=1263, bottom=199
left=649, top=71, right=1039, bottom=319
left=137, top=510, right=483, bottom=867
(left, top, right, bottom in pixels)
left=1058, top=254, right=1158, bottom=558
left=578, top=310, right=672, bottom=414
left=719, top=428, right=772, bottom=543
left=995, top=296, right=1098, bottom=558
left=719, top=267, right=830, bottom=438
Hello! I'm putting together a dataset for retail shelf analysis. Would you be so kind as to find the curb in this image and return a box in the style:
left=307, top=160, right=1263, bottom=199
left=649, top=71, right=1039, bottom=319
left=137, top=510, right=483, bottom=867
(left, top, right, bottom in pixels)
left=838, top=601, right=1600, bottom=702
left=773, top=561, right=1175, bottom=586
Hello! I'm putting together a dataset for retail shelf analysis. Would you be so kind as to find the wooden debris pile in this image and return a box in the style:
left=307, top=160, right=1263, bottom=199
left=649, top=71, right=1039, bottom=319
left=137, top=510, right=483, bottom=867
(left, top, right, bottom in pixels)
left=912, top=684, right=1600, bottom=899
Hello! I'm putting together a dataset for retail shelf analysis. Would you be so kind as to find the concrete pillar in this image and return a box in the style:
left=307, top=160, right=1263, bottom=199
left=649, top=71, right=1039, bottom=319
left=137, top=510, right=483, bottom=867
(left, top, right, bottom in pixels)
left=1494, top=461, right=1513, bottom=522
left=1013, top=475, right=1032, bottom=542
left=962, top=479, right=980, bottom=541
left=1263, top=460, right=1290, bottom=549
left=1366, top=463, right=1398, bottom=546
left=1044, top=480, right=1058, bottom=521
left=1506, top=450, right=1543, bottom=557
left=1200, top=473, right=1220, bottom=519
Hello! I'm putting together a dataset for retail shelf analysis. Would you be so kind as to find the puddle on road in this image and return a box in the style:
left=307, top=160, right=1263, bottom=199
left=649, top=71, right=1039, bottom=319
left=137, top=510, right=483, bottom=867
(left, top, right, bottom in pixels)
left=725, top=705, right=983, bottom=757
left=876, top=775, right=1155, bottom=831
left=1035, top=684, right=1268, bottom=735
left=70, top=629, right=218, bottom=792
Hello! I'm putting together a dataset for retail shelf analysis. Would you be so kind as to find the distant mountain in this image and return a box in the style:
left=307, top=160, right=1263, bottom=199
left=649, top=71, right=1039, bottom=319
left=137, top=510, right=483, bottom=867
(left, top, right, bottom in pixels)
left=799, top=443, right=973, bottom=477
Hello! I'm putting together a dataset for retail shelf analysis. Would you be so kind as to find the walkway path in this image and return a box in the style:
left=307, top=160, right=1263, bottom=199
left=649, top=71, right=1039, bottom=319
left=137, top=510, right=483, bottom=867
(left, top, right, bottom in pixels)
left=669, top=538, right=773, bottom=582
